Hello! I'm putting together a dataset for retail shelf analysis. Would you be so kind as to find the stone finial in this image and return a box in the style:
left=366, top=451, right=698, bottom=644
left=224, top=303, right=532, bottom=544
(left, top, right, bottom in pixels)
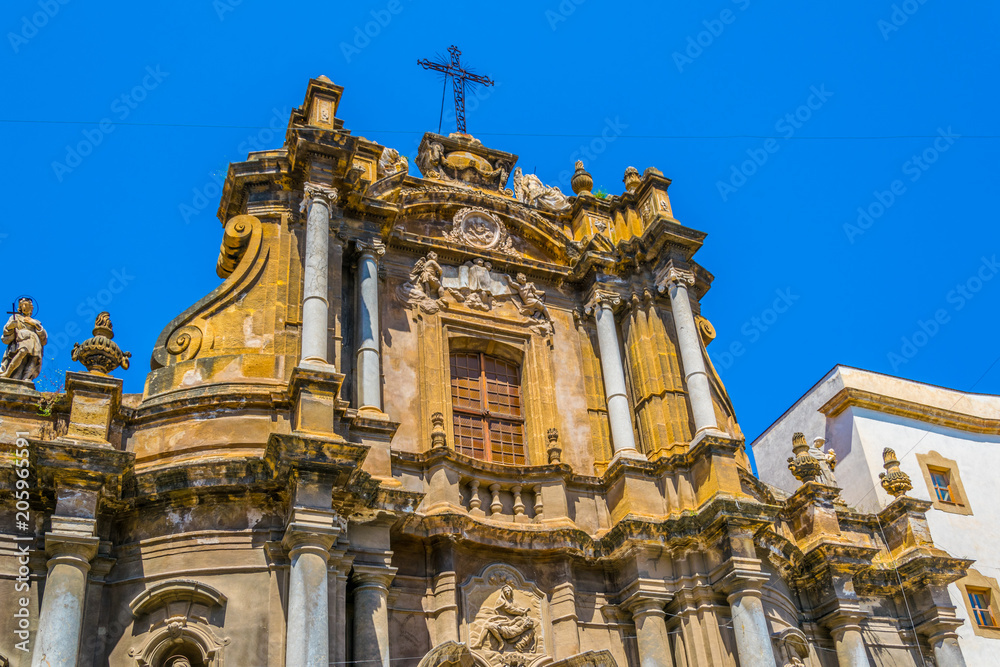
left=787, top=432, right=821, bottom=483
left=0, top=296, right=47, bottom=382
left=430, top=412, right=447, bottom=448
left=571, top=160, right=593, bottom=195
left=546, top=428, right=561, bottom=464
left=71, top=312, right=131, bottom=375
left=623, top=166, right=640, bottom=193
left=879, top=447, right=913, bottom=498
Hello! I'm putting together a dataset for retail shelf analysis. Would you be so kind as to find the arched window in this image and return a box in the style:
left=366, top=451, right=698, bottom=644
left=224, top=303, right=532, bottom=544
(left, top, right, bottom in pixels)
left=450, top=352, right=525, bottom=464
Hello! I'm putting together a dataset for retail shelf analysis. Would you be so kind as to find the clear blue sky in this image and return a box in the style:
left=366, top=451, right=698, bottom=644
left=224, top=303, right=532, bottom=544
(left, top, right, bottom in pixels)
left=3, top=0, right=998, bottom=449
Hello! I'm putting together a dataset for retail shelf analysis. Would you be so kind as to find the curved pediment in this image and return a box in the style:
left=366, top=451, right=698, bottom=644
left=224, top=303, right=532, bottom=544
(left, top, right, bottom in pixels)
left=392, top=189, right=577, bottom=269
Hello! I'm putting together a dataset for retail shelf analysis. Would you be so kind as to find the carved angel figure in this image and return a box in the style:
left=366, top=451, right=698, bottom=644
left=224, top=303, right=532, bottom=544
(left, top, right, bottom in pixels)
left=415, top=141, right=445, bottom=179
left=480, top=585, right=536, bottom=653
left=409, top=252, right=443, bottom=298
left=377, top=147, right=408, bottom=179
left=505, top=273, right=550, bottom=320
left=512, top=168, right=572, bottom=213
left=0, top=297, right=46, bottom=381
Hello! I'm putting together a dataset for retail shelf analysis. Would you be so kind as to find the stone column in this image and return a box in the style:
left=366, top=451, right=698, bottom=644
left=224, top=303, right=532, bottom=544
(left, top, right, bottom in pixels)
left=927, top=627, right=967, bottom=667
left=726, top=584, right=777, bottom=667
left=660, top=264, right=718, bottom=434
left=825, top=613, right=870, bottom=667
left=31, top=533, right=99, bottom=667
left=282, top=509, right=340, bottom=667
left=300, top=183, right=338, bottom=366
left=356, top=239, right=386, bottom=412
left=353, top=564, right=397, bottom=667
left=587, top=290, right=640, bottom=457
left=626, top=597, right=675, bottom=667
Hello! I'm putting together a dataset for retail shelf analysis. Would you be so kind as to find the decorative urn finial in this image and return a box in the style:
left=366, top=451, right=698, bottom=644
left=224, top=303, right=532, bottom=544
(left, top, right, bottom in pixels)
left=546, top=427, right=562, bottom=464
left=879, top=447, right=912, bottom=498
left=622, top=166, right=640, bottom=194
left=71, top=312, right=131, bottom=375
left=787, top=432, right=821, bottom=483
left=571, top=160, right=593, bottom=195
left=430, top=411, right=447, bottom=448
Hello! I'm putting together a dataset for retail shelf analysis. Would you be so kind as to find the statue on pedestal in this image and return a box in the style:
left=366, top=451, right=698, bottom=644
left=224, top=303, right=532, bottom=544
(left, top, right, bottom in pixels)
left=0, top=297, right=46, bottom=381
left=512, top=168, right=572, bottom=213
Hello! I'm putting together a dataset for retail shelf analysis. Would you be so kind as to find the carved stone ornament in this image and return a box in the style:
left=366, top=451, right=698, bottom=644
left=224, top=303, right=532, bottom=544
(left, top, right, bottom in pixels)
left=462, top=564, right=547, bottom=667
left=299, top=182, right=339, bottom=214
left=0, top=296, right=46, bottom=382
left=397, top=253, right=553, bottom=335
left=415, top=132, right=517, bottom=192
left=377, top=146, right=409, bottom=179
left=879, top=447, right=913, bottom=498
left=812, top=437, right=838, bottom=486
left=72, top=312, right=131, bottom=375
left=512, top=168, right=572, bottom=213
left=445, top=207, right=519, bottom=256
left=786, top=432, right=821, bottom=484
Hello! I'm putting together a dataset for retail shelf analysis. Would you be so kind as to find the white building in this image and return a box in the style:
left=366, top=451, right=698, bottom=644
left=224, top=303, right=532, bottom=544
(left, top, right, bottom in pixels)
left=752, top=365, right=1000, bottom=665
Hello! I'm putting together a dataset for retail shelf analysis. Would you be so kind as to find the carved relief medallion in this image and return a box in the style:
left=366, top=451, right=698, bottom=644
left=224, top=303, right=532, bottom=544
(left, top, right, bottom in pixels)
left=445, top=207, right=518, bottom=256
left=462, top=564, right=547, bottom=667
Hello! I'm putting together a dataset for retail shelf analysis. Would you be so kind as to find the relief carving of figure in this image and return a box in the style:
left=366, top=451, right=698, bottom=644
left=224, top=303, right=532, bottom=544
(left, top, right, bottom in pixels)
left=504, top=273, right=550, bottom=320
left=1, top=297, right=46, bottom=381
left=512, top=168, right=572, bottom=213
left=479, top=585, right=536, bottom=653
left=377, top=146, right=409, bottom=179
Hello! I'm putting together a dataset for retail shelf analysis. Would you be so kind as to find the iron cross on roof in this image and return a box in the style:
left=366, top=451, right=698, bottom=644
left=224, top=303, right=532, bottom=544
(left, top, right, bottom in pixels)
left=417, top=45, right=494, bottom=135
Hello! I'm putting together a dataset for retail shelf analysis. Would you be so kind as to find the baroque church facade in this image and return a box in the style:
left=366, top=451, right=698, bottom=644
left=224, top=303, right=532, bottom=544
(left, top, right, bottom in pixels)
left=0, top=77, right=975, bottom=667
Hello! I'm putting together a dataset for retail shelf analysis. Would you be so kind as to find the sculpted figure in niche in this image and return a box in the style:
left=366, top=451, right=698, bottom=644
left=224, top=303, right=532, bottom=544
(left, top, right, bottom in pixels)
left=479, top=585, right=535, bottom=653
left=1, top=297, right=46, bottom=381
left=410, top=252, right=444, bottom=298
left=512, top=168, right=572, bottom=213
left=505, top=273, right=550, bottom=320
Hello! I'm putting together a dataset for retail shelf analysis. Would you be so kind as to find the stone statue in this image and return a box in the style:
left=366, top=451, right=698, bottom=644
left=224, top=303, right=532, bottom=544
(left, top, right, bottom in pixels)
left=0, top=297, right=47, bottom=381
left=479, top=585, right=536, bottom=653
left=466, top=258, right=493, bottom=293
left=416, top=141, right=445, bottom=179
left=512, top=168, right=572, bottom=213
left=377, top=146, right=408, bottom=179
left=410, top=251, right=444, bottom=298
left=164, top=657, right=192, bottom=667
left=812, top=437, right=837, bottom=486
left=505, top=273, right=550, bottom=320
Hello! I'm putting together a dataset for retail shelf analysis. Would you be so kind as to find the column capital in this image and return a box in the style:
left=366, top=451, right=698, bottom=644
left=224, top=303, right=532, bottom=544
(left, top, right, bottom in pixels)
left=584, top=288, right=622, bottom=315
left=623, top=595, right=668, bottom=621
left=301, top=182, right=339, bottom=212
left=352, top=563, right=397, bottom=590
left=356, top=238, right=386, bottom=259
left=820, top=610, right=867, bottom=637
left=282, top=506, right=342, bottom=558
left=44, top=531, right=99, bottom=572
left=721, top=571, right=770, bottom=603
left=656, top=261, right=696, bottom=292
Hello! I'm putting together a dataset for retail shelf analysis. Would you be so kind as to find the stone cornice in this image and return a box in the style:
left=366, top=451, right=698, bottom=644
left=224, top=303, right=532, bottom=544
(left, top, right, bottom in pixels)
left=820, top=386, right=1000, bottom=434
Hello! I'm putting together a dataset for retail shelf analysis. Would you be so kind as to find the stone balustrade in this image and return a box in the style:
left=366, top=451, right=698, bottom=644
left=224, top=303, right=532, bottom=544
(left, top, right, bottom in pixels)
left=463, top=477, right=543, bottom=523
